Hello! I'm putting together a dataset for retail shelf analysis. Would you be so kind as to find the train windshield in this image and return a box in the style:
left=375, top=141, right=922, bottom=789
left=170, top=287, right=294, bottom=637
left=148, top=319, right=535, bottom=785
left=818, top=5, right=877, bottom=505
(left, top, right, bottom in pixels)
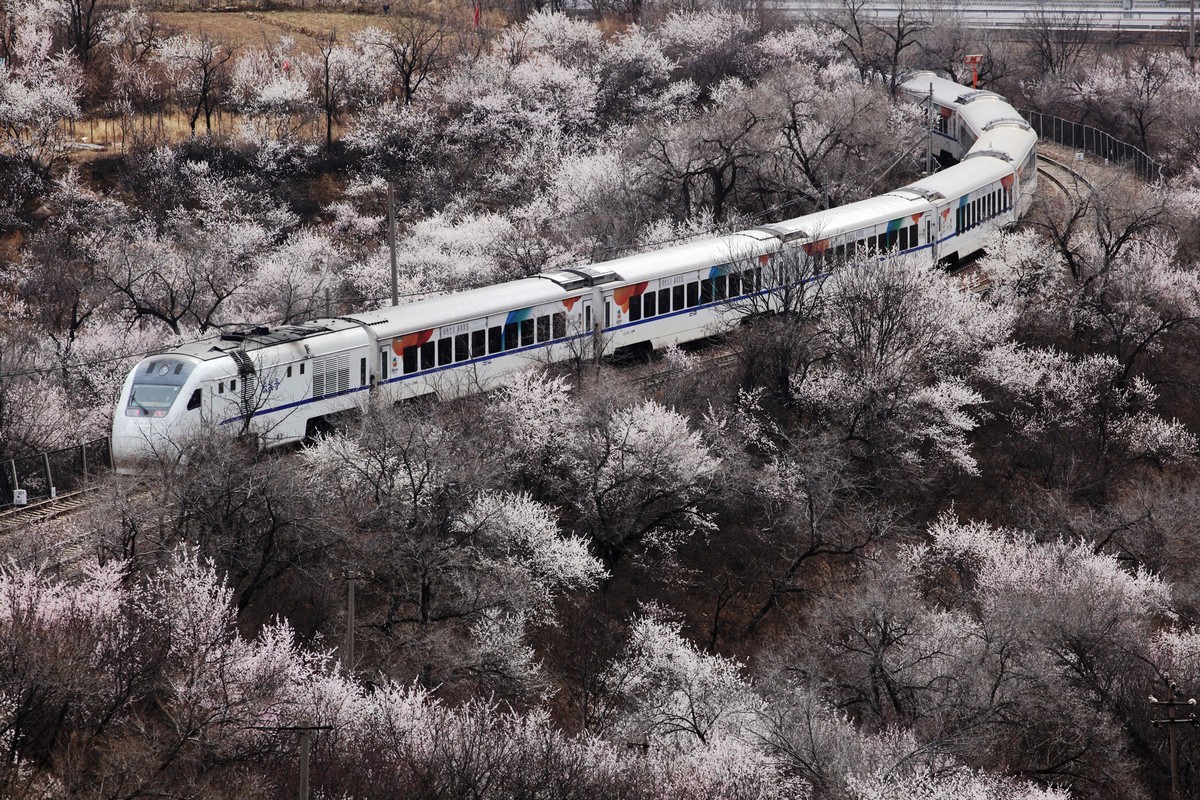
left=125, top=358, right=196, bottom=418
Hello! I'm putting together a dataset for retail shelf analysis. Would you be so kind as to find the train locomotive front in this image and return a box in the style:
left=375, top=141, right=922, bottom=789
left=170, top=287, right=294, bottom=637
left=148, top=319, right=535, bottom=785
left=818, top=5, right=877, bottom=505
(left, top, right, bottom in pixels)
left=111, top=354, right=211, bottom=474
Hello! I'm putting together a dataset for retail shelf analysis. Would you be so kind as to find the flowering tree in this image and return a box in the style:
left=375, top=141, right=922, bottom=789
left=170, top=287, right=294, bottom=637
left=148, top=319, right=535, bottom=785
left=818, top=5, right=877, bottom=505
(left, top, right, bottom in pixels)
left=976, top=344, right=1196, bottom=500
left=565, top=399, right=720, bottom=565
left=302, top=406, right=604, bottom=696
left=155, top=33, right=235, bottom=137
left=0, top=5, right=80, bottom=181
left=595, top=615, right=762, bottom=749
left=793, top=254, right=1011, bottom=486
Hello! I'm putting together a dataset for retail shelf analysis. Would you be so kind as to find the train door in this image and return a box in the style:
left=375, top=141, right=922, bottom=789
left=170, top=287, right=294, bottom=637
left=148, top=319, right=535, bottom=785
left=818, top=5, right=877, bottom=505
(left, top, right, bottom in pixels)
left=378, top=346, right=389, bottom=386
left=590, top=286, right=607, bottom=361
left=926, top=212, right=938, bottom=264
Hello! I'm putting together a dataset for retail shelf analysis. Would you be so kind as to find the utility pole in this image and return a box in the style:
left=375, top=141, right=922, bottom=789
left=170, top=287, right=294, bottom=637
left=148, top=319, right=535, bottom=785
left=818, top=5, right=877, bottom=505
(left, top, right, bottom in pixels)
left=298, top=724, right=311, bottom=800
left=1191, top=0, right=1196, bottom=69
left=344, top=573, right=355, bottom=677
left=926, top=83, right=934, bottom=176
left=244, top=722, right=334, bottom=800
left=1150, top=675, right=1197, bottom=798
left=388, top=183, right=399, bottom=307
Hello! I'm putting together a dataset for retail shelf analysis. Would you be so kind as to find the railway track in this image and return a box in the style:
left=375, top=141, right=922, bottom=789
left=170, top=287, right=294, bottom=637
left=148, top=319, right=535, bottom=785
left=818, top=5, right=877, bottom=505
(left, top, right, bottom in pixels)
left=1037, top=154, right=1093, bottom=201
left=0, top=485, right=108, bottom=570
left=0, top=486, right=104, bottom=534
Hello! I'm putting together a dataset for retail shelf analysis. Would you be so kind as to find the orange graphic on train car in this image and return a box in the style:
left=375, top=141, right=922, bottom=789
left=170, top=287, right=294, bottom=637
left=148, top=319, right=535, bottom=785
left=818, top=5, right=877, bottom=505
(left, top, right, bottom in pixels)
left=1000, top=174, right=1015, bottom=189
left=802, top=239, right=829, bottom=256
left=392, top=329, right=433, bottom=356
left=562, top=296, right=581, bottom=312
left=911, top=213, right=924, bottom=224
left=613, top=282, right=649, bottom=312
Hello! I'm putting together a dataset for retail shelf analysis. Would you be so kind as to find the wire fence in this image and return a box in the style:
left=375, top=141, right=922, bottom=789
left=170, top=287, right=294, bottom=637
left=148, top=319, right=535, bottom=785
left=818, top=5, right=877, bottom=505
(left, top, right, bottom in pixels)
left=1018, top=108, right=1164, bottom=183
left=0, top=438, right=112, bottom=509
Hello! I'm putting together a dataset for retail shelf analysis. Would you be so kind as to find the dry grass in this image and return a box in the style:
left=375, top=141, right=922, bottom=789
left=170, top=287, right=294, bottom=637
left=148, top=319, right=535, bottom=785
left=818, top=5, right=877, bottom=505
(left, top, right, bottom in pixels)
left=155, top=9, right=397, bottom=52
left=65, top=6, right=477, bottom=157
left=153, top=4, right=480, bottom=51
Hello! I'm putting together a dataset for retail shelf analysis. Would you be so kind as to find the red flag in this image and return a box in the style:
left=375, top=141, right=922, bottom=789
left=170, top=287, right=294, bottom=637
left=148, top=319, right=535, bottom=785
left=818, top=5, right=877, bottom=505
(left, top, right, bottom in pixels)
left=473, top=0, right=480, bottom=26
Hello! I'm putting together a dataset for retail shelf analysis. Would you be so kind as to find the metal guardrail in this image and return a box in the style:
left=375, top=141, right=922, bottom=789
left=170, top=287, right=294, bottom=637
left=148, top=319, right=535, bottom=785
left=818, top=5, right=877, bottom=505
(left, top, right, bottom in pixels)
left=0, top=437, right=112, bottom=509
left=1018, top=108, right=1165, bottom=183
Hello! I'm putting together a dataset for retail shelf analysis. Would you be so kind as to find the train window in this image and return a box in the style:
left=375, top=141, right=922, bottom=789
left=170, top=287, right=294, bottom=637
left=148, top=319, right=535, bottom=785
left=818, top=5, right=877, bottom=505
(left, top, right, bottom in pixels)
left=218, top=382, right=225, bottom=394
left=552, top=313, right=566, bottom=339
left=686, top=282, right=700, bottom=308
left=728, top=272, right=741, bottom=297
left=898, top=227, right=909, bottom=251
left=472, top=330, right=487, bottom=358
left=187, top=389, right=201, bottom=411
left=519, top=319, right=534, bottom=347
left=585, top=305, right=592, bottom=330
left=174, top=363, right=183, bottom=375
left=360, top=357, right=367, bottom=385
left=488, top=325, right=503, bottom=354
left=910, top=225, right=918, bottom=246
left=403, top=346, right=418, bottom=374
left=755, top=268, right=763, bottom=290
left=659, top=287, right=672, bottom=313
left=300, top=363, right=305, bottom=375
left=701, top=279, right=713, bottom=304
left=504, top=322, right=520, bottom=350
left=643, top=291, right=656, bottom=318
left=628, top=297, right=642, bottom=322
left=867, top=235, right=877, bottom=252
left=438, top=338, right=452, bottom=366
left=673, top=284, right=685, bottom=311
left=380, top=350, right=388, bottom=378
left=536, top=315, right=550, bottom=342
left=420, top=341, right=436, bottom=370
left=715, top=275, right=728, bottom=300
left=230, top=379, right=237, bottom=392
left=454, top=333, right=469, bottom=362
left=286, top=366, right=293, bottom=378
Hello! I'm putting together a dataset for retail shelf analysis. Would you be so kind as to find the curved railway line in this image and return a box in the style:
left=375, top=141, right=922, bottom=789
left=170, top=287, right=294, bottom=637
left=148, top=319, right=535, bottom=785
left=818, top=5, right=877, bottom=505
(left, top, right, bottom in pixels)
left=0, top=106, right=1120, bottom=570
left=1036, top=154, right=1094, bottom=201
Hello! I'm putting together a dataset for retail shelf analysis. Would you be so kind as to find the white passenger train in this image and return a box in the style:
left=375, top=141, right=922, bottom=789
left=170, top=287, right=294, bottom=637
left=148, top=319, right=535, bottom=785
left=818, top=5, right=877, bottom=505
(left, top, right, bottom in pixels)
left=111, top=72, right=1038, bottom=472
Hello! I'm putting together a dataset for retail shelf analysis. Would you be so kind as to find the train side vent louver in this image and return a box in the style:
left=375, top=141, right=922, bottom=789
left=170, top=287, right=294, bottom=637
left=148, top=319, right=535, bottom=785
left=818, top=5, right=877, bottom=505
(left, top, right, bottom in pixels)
left=313, top=354, right=351, bottom=398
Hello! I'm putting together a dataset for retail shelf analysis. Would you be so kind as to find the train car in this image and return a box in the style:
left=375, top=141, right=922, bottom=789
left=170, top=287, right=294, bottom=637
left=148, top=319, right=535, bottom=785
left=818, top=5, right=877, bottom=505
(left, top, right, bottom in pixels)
left=112, top=71, right=1039, bottom=473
